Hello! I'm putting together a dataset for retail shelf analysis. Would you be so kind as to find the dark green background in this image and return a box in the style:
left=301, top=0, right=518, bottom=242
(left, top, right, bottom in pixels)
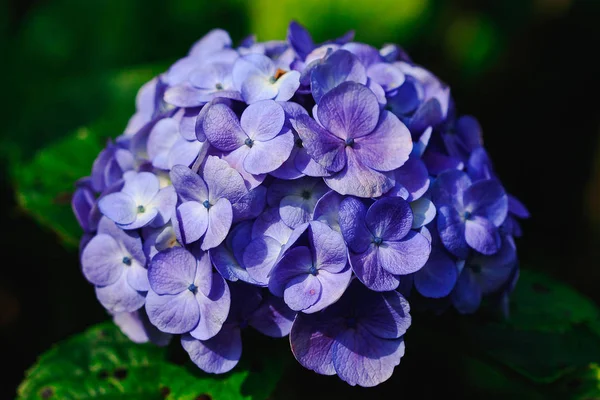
left=2, top=0, right=600, bottom=398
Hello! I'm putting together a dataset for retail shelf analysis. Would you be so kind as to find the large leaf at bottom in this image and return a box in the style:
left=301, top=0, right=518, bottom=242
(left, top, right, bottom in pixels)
left=18, top=322, right=286, bottom=400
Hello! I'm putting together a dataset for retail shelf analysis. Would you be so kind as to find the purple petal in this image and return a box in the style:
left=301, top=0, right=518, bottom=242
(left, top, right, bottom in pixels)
left=201, top=197, right=233, bottom=251
left=244, top=130, right=294, bottom=174
left=181, top=328, right=241, bottom=374
left=305, top=267, right=352, bottom=314
left=377, top=231, right=431, bottom=275
left=81, top=234, right=125, bottom=286
left=167, top=137, right=207, bottom=170
left=202, top=103, right=246, bottom=151
left=164, top=83, right=210, bottom=108
left=170, top=165, right=208, bottom=202
left=313, top=190, right=344, bottom=232
left=474, top=235, right=517, bottom=294
left=113, top=310, right=172, bottom=346
left=287, top=21, right=314, bottom=59
left=422, top=149, right=464, bottom=176
left=147, top=118, right=180, bottom=169
left=210, top=221, right=253, bottom=283
left=284, top=274, right=322, bottom=312
left=179, top=107, right=202, bottom=141
left=96, top=217, right=145, bottom=262
left=338, top=196, right=371, bottom=253
left=341, top=42, right=382, bottom=67
left=437, top=205, right=469, bottom=259
left=126, top=263, right=150, bottom=292
left=148, top=247, right=197, bottom=295
left=243, top=236, right=282, bottom=286
left=366, top=197, right=412, bottom=241
left=294, top=147, right=330, bottom=177
left=148, top=185, right=177, bottom=227
left=203, top=155, right=247, bottom=204
left=142, top=224, right=180, bottom=260
left=222, top=146, right=266, bottom=189
left=451, top=268, right=482, bottom=314
left=96, top=277, right=146, bottom=313
left=98, top=192, right=137, bottom=225
left=333, top=327, right=405, bottom=387
left=269, top=246, right=313, bottom=297
left=389, top=157, right=430, bottom=201
left=273, top=71, right=301, bottom=101
left=251, top=207, right=293, bottom=244
left=349, top=246, right=400, bottom=291
left=241, top=100, right=285, bottom=141
left=325, top=149, right=394, bottom=198
left=176, top=201, right=209, bottom=244
left=145, top=290, right=199, bottom=334
left=410, top=197, right=436, bottom=229
left=309, top=220, right=348, bottom=273
left=270, top=146, right=304, bottom=180
left=295, top=114, right=346, bottom=173
left=359, top=290, right=411, bottom=339
left=465, top=216, right=501, bottom=255
left=240, top=75, right=278, bottom=104
left=121, top=172, right=160, bottom=205
left=190, top=272, right=231, bottom=340
left=367, top=62, right=405, bottom=93
left=72, top=186, right=95, bottom=232
left=508, top=194, right=530, bottom=219
left=414, top=249, right=458, bottom=298
left=188, top=29, right=232, bottom=58
left=249, top=294, right=296, bottom=337
left=317, top=82, right=379, bottom=140
left=233, top=54, right=274, bottom=88
left=463, top=179, right=508, bottom=227
left=352, top=112, right=412, bottom=172
left=430, top=169, right=471, bottom=207
left=290, top=312, right=340, bottom=376
left=232, top=186, right=267, bottom=222
left=311, top=50, right=367, bottom=103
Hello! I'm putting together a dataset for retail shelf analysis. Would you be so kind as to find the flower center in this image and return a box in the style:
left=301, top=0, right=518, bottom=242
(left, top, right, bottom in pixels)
left=309, top=265, right=318, bottom=276
left=463, top=211, right=472, bottom=220
left=122, top=256, right=132, bottom=266
left=270, top=68, right=287, bottom=83
left=373, top=236, right=383, bottom=246
left=295, top=138, right=303, bottom=148
left=137, top=205, right=145, bottom=213
left=188, top=283, right=198, bottom=293
left=215, top=83, right=224, bottom=90
left=301, top=190, right=311, bottom=200
left=203, top=200, right=211, bottom=209
left=345, top=138, right=355, bottom=147
left=245, top=138, right=254, bottom=148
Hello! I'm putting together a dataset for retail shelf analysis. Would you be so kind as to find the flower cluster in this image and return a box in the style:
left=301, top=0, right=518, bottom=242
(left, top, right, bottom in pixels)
left=73, top=21, right=527, bottom=387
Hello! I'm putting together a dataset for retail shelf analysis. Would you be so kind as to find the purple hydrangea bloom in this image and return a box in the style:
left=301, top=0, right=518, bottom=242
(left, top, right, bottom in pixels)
left=203, top=100, right=295, bottom=180
left=181, top=283, right=295, bottom=373
left=82, top=217, right=149, bottom=312
left=340, top=197, right=431, bottom=291
left=146, top=247, right=230, bottom=339
left=296, top=82, right=413, bottom=197
left=269, top=221, right=352, bottom=313
left=98, top=171, right=176, bottom=230
left=74, top=21, right=526, bottom=385
left=290, top=279, right=411, bottom=387
left=431, top=170, right=508, bottom=258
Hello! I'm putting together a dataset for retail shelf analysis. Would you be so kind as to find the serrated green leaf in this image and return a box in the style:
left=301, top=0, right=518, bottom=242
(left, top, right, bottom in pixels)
left=18, top=322, right=286, bottom=400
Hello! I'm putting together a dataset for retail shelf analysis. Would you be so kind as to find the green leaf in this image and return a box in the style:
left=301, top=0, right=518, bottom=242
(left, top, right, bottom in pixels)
left=462, top=269, right=600, bottom=384
left=12, top=127, right=103, bottom=248
left=18, top=322, right=286, bottom=400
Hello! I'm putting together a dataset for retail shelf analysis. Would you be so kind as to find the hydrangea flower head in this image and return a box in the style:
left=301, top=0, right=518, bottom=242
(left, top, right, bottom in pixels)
left=74, top=21, right=526, bottom=387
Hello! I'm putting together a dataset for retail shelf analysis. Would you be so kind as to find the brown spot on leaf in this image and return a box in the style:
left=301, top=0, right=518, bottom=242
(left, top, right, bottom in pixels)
left=40, top=387, right=53, bottom=399
left=53, top=192, right=73, bottom=205
left=114, top=367, right=128, bottom=380
left=195, top=394, right=212, bottom=400
left=160, top=387, right=171, bottom=398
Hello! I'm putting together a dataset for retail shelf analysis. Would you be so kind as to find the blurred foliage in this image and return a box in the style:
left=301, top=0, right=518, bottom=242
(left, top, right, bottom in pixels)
left=18, top=322, right=287, bottom=400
